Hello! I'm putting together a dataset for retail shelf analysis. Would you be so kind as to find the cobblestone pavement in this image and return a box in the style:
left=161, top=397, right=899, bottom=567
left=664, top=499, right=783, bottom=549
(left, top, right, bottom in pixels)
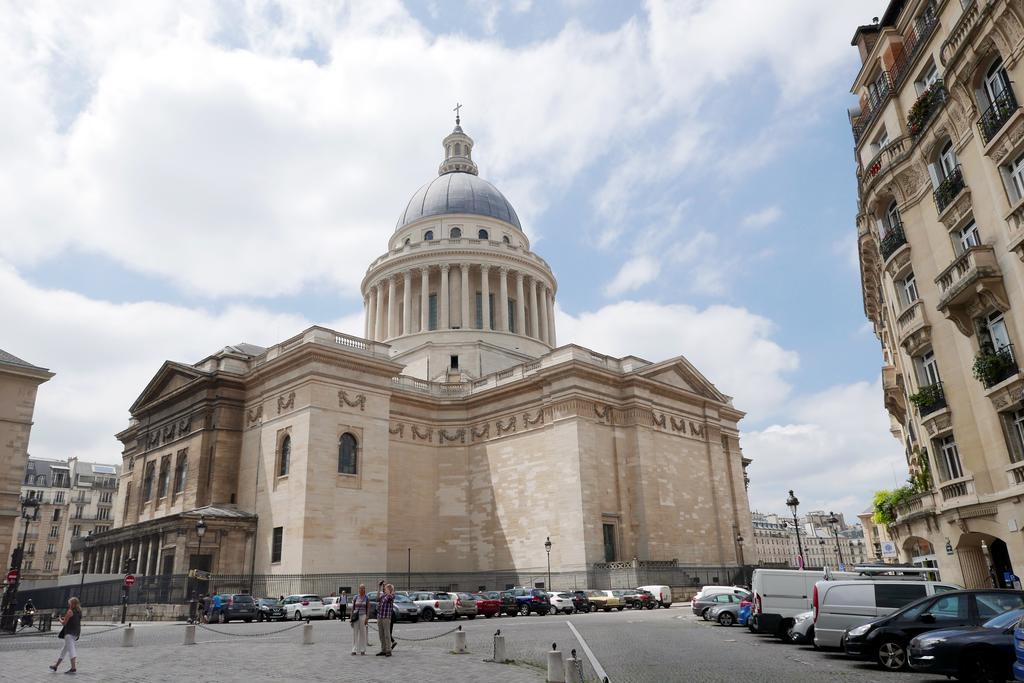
left=0, top=620, right=545, bottom=683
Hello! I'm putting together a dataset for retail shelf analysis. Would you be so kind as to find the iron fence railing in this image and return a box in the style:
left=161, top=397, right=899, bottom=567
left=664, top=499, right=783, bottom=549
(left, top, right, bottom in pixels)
left=934, top=165, right=966, bottom=213
left=879, top=221, right=907, bottom=261
left=979, top=88, right=1019, bottom=144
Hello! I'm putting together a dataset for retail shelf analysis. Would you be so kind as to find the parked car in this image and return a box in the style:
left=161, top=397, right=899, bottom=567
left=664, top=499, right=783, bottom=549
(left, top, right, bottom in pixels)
left=570, top=590, right=591, bottom=613
left=909, top=606, right=1024, bottom=680
left=549, top=592, right=577, bottom=615
left=1013, top=607, right=1024, bottom=681
left=813, top=578, right=960, bottom=649
left=843, top=589, right=1024, bottom=672
left=472, top=593, right=501, bottom=618
left=499, top=591, right=520, bottom=616
left=787, top=610, right=815, bottom=644
left=213, top=593, right=257, bottom=623
left=255, top=597, right=286, bottom=622
left=707, top=601, right=745, bottom=627
left=613, top=589, right=638, bottom=608
left=694, top=585, right=749, bottom=602
left=632, top=589, right=657, bottom=610
left=638, top=585, right=673, bottom=608
left=408, top=591, right=456, bottom=621
left=586, top=590, right=622, bottom=612
left=283, top=594, right=326, bottom=620
left=750, top=568, right=860, bottom=637
left=452, top=592, right=479, bottom=619
left=693, top=591, right=747, bottom=620
left=509, top=588, right=551, bottom=616
left=367, top=591, right=421, bottom=622
left=322, top=596, right=346, bottom=620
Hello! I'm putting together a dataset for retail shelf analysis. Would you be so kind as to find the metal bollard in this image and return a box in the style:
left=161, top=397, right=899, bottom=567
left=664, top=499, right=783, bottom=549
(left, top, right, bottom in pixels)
left=121, top=624, right=135, bottom=648
left=454, top=625, right=467, bottom=653
left=183, top=624, right=196, bottom=645
left=546, top=642, right=565, bottom=683
left=565, top=649, right=583, bottom=683
left=302, top=620, right=314, bottom=645
left=493, top=629, right=507, bottom=663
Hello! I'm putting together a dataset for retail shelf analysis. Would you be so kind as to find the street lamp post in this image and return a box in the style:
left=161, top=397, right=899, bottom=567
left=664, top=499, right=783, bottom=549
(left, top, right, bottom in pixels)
left=544, top=537, right=552, bottom=591
left=1, top=497, right=40, bottom=631
left=195, top=516, right=207, bottom=565
left=828, top=511, right=845, bottom=569
left=78, top=531, right=95, bottom=597
left=786, top=490, right=805, bottom=569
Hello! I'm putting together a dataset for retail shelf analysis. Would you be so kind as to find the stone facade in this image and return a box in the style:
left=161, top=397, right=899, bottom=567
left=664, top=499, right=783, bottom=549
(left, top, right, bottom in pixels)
left=0, top=350, right=52, bottom=572
left=852, top=0, right=1024, bottom=588
left=83, top=122, right=754, bottom=583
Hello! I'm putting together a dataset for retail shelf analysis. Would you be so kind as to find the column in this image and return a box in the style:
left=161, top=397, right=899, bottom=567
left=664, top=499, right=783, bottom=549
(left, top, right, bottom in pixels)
left=529, top=278, right=540, bottom=339
left=143, top=538, right=153, bottom=576
left=460, top=264, right=471, bottom=329
left=113, top=544, right=122, bottom=574
left=515, top=272, right=526, bottom=336
left=402, top=270, right=412, bottom=336
left=498, top=267, right=509, bottom=332
left=546, top=287, right=557, bottom=346
left=387, top=276, right=398, bottom=339
left=440, top=264, right=451, bottom=329
left=103, top=546, right=112, bottom=574
left=480, top=265, right=491, bottom=330
left=374, top=283, right=385, bottom=341
left=539, top=285, right=549, bottom=344
left=420, top=267, right=430, bottom=332
left=363, top=296, right=370, bottom=339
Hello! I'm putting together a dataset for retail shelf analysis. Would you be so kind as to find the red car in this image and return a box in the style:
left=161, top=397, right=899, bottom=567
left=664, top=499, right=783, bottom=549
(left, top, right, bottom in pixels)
left=473, top=592, right=502, bottom=618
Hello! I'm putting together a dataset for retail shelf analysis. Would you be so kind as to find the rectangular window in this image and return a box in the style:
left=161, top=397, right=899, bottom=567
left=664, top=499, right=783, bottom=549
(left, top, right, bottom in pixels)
left=97, top=507, right=110, bottom=521
left=45, top=559, right=53, bottom=571
left=143, top=461, right=155, bottom=501
left=122, top=484, right=131, bottom=520
left=508, top=299, right=517, bottom=333
left=271, top=527, right=283, bottom=564
left=72, top=525, right=81, bottom=538
left=938, top=435, right=964, bottom=481
left=602, top=523, right=617, bottom=562
left=174, top=454, right=188, bottom=494
left=901, top=273, right=918, bottom=307
left=874, top=583, right=927, bottom=608
left=157, top=456, right=170, bottom=498
left=475, top=293, right=495, bottom=329
left=52, top=509, right=61, bottom=521
left=428, top=294, right=438, bottom=331
left=47, top=543, right=55, bottom=554
left=75, top=505, right=84, bottom=519
left=450, top=355, right=459, bottom=370
left=955, top=221, right=981, bottom=254
left=918, top=351, right=941, bottom=387
left=54, top=491, right=65, bottom=504
left=985, top=311, right=1011, bottom=352
left=100, top=491, right=112, bottom=504
left=49, top=525, right=59, bottom=538
left=1009, top=154, right=1024, bottom=203
left=1003, top=409, right=1024, bottom=464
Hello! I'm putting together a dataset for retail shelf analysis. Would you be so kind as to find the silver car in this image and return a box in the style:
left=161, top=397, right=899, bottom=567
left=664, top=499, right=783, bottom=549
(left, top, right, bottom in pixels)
left=452, top=592, right=479, bottom=619
left=787, top=610, right=815, bottom=644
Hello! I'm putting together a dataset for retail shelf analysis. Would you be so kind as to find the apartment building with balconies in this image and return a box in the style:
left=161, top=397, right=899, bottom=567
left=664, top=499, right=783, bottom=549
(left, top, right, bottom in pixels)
left=9, top=457, right=119, bottom=584
left=853, top=0, right=1024, bottom=589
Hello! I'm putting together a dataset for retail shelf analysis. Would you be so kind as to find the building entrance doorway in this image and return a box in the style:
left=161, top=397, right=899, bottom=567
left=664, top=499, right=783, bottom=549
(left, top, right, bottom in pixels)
left=990, top=539, right=1016, bottom=588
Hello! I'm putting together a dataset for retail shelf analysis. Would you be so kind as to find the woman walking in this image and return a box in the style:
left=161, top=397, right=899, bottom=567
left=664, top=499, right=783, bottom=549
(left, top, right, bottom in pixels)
left=50, top=596, right=82, bottom=674
left=350, top=584, right=368, bottom=655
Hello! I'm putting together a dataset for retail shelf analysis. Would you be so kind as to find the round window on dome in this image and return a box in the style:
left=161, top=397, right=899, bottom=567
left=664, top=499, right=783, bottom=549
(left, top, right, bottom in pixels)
left=424, top=230, right=434, bottom=241
left=451, top=227, right=462, bottom=239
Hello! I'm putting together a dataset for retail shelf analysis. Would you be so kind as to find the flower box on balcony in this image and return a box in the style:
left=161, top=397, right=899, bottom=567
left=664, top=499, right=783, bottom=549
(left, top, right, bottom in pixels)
left=973, top=344, right=1018, bottom=388
left=909, top=382, right=946, bottom=416
left=907, top=81, right=946, bottom=137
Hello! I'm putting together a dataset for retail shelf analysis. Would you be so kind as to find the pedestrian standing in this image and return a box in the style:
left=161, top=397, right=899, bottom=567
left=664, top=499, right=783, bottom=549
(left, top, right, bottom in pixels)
left=203, top=593, right=213, bottom=623
left=350, top=584, right=368, bottom=655
left=385, top=584, right=397, bottom=650
left=375, top=581, right=393, bottom=657
left=210, top=593, right=221, bottom=623
left=49, top=596, right=82, bottom=674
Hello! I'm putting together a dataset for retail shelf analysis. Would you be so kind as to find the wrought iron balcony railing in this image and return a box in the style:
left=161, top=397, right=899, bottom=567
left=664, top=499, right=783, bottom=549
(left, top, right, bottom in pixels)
left=879, top=221, right=907, bottom=261
left=910, top=381, right=946, bottom=417
left=974, top=344, right=1018, bottom=388
left=979, top=88, right=1019, bottom=144
left=934, top=165, right=966, bottom=213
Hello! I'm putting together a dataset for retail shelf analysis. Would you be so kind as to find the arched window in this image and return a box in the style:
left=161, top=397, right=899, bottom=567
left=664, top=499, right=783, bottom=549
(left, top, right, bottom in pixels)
left=424, top=230, right=434, bottom=241
left=451, top=227, right=462, bottom=238
left=502, top=235, right=511, bottom=244
left=478, top=229, right=488, bottom=240
left=278, top=435, right=291, bottom=477
left=984, top=58, right=1010, bottom=105
left=338, top=433, right=358, bottom=475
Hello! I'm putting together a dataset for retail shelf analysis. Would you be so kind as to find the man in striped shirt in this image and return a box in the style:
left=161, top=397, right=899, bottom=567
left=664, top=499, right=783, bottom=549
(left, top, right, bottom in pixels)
left=375, top=581, right=394, bottom=657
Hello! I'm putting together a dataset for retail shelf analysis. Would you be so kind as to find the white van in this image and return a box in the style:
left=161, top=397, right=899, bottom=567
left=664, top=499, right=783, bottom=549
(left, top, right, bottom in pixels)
left=638, top=585, right=672, bottom=608
left=812, top=579, right=960, bottom=649
left=750, top=569, right=861, bottom=636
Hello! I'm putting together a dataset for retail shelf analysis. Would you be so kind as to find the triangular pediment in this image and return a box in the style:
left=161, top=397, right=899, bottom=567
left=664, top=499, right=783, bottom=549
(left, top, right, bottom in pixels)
left=130, top=361, right=206, bottom=413
left=634, top=356, right=730, bottom=404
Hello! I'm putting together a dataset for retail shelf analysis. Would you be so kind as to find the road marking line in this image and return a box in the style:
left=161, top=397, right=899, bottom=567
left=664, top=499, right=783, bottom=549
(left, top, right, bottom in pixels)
left=566, top=621, right=610, bottom=683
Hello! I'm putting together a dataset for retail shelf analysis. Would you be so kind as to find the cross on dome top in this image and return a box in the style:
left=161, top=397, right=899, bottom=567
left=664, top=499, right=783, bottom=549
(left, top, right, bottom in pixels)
left=439, top=104, right=478, bottom=176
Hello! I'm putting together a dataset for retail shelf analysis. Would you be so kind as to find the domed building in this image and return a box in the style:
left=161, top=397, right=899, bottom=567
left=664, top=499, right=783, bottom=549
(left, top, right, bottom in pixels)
left=75, top=120, right=754, bottom=601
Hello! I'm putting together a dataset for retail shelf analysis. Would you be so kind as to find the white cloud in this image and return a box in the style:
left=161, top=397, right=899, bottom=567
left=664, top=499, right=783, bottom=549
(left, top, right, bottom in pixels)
left=557, top=300, right=799, bottom=419
left=741, top=206, right=782, bottom=230
left=743, top=380, right=907, bottom=521
left=603, top=255, right=660, bottom=296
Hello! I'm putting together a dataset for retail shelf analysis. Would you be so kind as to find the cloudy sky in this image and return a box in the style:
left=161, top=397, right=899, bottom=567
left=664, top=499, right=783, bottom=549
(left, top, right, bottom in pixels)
left=2, top=0, right=899, bottom=522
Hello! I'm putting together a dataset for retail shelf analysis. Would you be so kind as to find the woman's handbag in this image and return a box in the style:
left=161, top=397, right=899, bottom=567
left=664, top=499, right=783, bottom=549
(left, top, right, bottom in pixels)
left=349, top=606, right=359, bottom=623
left=57, top=624, right=66, bottom=639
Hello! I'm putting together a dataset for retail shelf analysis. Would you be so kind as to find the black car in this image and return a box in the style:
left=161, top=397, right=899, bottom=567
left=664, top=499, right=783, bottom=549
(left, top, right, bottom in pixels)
left=256, top=597, right=286, bottom=622
left=909, top=606, right=1024, bottom=680
left=213, top=593, right=258, bottom=623
left=507, top=588, right=550, bottom=616
left=844, top=589, right=1024, bottom=671
left=570, top=590, right=591, bottom=613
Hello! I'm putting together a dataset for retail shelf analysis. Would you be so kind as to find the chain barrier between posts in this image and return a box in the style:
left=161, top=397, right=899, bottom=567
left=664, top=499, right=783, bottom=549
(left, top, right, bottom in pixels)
left=196, top=620, right=308, bottom=638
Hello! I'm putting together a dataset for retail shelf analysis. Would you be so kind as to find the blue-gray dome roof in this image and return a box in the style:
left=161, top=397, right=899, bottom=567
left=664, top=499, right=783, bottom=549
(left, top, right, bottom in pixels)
left=396, top=172, right=522, bottom=231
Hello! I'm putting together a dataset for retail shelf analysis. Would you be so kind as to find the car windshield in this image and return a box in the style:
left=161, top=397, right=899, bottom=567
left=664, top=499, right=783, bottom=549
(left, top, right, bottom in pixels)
left=983, top=607, right=1024, bottom=630
left=394, top=595, right=413, bottom=603
left=232, top=595, right=254, bottom=603
left=258, top=598, right=280, bottom=606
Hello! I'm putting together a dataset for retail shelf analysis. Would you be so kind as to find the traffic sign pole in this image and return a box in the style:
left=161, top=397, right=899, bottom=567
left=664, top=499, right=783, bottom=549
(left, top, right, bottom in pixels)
left=121, top=574, right=135, bottom=624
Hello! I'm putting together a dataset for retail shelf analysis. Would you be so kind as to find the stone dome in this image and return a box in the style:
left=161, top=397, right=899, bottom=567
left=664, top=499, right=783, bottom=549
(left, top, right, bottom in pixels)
left=395, top=172, right=522, bottom=231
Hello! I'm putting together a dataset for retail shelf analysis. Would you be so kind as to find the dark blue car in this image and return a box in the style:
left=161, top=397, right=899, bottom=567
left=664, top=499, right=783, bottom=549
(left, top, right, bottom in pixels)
left=1015, top=613, right=1024, bottom=682
left=910, top=606, right=1024, bottom=680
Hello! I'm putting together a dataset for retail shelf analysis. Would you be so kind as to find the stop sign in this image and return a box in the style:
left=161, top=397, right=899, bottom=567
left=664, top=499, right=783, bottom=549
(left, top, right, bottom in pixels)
left=6, top=569, right=18, bottom=584
left=124, top=574, right=135, bottom=587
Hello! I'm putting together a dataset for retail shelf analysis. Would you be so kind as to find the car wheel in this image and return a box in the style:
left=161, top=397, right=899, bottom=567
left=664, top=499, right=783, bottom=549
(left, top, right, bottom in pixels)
left=617, top=606, right=624, bottom=611
left=422, top=608, right=435, bottom=622
left=410, top=616, right=419, bottom=623
left=485, top=613, right=493, bottom=618
left=876, top=639, right=908, bottom=671
left=294, top=610, right=302, bottom=621
left=326, top=610, right=335, bottom=620
left=519, top=604, right=530, bottom=616
left=717, top=611, right=734, bottom=627
left=603, top=607, right=611, bottom=612
left=468, top=614, right=476, bottom=620
left=701, top=608, right=711, bottom=621
left=221, top=612, right=230, bottom=624
left=256, top=612, right=263, bottom=622
left=244, top=618, right=252, bottom=623
left=961, top=650, right=1004, bottom=683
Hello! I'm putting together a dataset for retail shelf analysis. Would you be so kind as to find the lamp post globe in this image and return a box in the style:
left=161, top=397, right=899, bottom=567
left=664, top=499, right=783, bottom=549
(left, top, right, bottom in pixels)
left=544, top=537, right=552, bottom=591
